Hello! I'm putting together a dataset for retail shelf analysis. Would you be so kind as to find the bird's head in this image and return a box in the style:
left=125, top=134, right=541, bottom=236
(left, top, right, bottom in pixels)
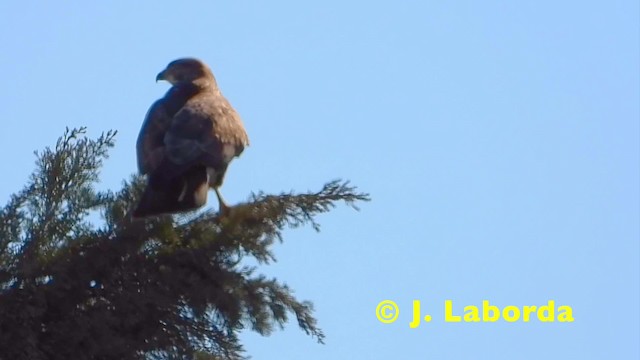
left=156, top=58, right=216, bottom=87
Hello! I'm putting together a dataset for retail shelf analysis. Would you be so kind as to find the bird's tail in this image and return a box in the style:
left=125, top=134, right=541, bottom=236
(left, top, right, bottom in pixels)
left=132, top=166, right=209, bottom=219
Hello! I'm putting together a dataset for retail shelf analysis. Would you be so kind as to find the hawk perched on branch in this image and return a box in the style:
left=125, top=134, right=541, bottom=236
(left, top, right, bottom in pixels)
left=133, top=58, right=249, bottom=218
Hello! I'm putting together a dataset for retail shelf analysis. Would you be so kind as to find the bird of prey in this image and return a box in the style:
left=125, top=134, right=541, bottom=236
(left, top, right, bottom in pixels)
left=132, top=58, right=249, bottom=218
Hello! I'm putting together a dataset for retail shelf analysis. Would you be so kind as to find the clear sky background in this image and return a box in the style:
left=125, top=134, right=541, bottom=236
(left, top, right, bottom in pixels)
left=0, top=1, right=638, bottom=359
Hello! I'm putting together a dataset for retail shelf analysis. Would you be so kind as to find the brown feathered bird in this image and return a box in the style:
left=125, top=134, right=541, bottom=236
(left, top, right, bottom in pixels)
left=133, top=58, right=249, bottom=218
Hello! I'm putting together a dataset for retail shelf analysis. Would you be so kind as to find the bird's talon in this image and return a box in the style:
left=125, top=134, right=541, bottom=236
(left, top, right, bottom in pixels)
left=218, top=204, right=231, bottom=218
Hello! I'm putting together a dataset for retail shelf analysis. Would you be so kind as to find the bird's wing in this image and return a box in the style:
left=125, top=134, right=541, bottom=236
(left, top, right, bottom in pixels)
left=136, top=99, right=171, bottom=175
left=164, top=91, right=249, bottom=172
left=136, top=85, right=200, bottom=175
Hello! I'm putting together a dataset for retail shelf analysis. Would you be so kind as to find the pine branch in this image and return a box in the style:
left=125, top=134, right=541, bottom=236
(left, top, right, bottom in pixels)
left=0, top=129, right=370, bottom=360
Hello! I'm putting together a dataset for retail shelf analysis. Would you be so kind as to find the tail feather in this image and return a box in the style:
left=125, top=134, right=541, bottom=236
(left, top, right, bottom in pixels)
left=132, top=166, right=209, bottom=219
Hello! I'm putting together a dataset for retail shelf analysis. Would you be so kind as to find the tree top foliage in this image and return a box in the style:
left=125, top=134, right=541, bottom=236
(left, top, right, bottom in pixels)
left=0, top=128, right=370, bottom=360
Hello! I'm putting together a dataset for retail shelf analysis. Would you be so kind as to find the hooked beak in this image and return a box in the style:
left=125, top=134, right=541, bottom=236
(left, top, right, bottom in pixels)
left=155, top=70, right=166, bottom=82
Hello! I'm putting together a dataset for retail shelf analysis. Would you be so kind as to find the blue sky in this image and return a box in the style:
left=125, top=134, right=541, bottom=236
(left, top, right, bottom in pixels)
left=0, top=1, right=638, bottom=359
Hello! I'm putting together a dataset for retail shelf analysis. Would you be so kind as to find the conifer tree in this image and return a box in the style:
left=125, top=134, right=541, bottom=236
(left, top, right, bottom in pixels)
left=0, top=128, right=369, bottom=360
